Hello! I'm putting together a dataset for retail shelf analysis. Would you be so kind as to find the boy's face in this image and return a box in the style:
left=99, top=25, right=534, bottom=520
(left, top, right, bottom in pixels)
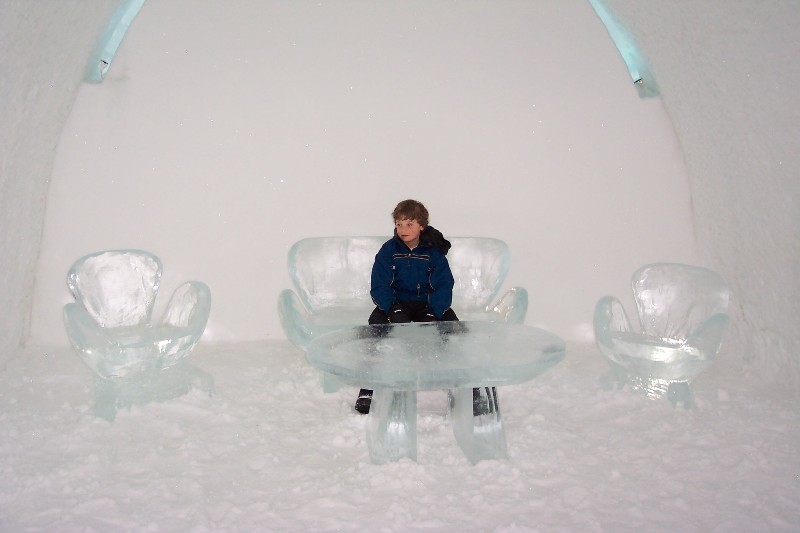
left=395, top=218, right=425, bottom=249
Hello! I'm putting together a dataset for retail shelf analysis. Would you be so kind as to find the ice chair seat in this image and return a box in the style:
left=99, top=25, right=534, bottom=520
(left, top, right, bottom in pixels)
left=593, top=263, right=730, bottom=408
left=278, top=236, right=528, bottom=349
left=63, top=249, right=211, bottom=380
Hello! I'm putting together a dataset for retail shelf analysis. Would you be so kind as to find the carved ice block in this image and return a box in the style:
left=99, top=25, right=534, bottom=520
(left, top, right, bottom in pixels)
left=63, top=250, right=212, bottom=417
left=93, top=361, right=214, bottom=421
left=278, top=237, right=529, bottom=351
left=594, top=263, right=730, bottom=408
left=367, top=389, right=418, bottom=464
left=308, top=321, right=565, bottom=464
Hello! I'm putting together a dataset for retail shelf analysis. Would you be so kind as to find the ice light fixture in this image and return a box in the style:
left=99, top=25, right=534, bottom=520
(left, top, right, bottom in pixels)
left=587, top=0, right=659, bottom=98
left=84, top=0, right=146, bottom=83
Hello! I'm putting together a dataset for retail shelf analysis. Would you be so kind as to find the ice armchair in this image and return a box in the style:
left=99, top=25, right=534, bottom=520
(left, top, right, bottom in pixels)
left=63, top=249, right=212, bottom=419
left=593, top=263, right=730, bottom=408
left=278, top=237, right=529, bottom=350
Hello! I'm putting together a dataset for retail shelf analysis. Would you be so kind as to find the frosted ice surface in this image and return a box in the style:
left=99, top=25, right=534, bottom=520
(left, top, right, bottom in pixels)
left=450, top=386, right=507, bottom=464
left=63, top=250, right=212, bottom=419
left=67, top=249, right=161, bottom=328
left=593, top=263, right=730, bottom=408
left=309, top=322, right=565, bottom=390
left=93, top=361, right=213, bottom=421
left=279, top=237, right=529, bottom=349
left=308, top=322, right=565, bottom=463
left=367, top=389, right=418, bottom=464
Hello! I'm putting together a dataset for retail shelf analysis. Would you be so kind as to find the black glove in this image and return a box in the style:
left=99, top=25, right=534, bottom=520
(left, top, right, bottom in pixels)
left=388, top=302, right=409, bottom=323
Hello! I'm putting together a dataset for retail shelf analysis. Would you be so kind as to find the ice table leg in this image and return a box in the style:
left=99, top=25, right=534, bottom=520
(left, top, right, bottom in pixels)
left=451, top=386, right=508, bottom=464
left=321, top=373, right=344, bottom=393
left=366, top=389, right=417, bottom=464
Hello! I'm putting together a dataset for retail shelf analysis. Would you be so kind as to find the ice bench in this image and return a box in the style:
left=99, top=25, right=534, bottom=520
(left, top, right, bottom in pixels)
left=278, top=237, right=528, bottom=350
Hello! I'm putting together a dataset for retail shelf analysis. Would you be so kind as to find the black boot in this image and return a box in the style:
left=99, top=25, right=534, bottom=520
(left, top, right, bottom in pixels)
left=472, top=387, right=498, bottom=416
left=355, top=388, right=373, bottom=414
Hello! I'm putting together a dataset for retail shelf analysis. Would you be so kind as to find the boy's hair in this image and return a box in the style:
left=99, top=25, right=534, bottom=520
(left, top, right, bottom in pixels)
left=392, top=199, right=429, bottom=227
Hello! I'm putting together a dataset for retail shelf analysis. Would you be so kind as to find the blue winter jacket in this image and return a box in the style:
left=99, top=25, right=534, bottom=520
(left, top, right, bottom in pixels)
left=370, top=235, right=455, bottom=320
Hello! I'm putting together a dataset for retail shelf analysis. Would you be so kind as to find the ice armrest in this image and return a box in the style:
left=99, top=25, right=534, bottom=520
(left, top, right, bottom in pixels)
left=686, top=313, right=730, bottom=357
left=64, top=302, right=116, bottom=353
left=594, top=295, right=632, bottom=336
left=278, top=289, right=314, bottom=348
left=148, top=282, right=212, bottom=368
left=64, top=302, right=148, bottom=379
left=487, top=287, right=528, bottom=324
left=160, top=281, right=211, bottom=332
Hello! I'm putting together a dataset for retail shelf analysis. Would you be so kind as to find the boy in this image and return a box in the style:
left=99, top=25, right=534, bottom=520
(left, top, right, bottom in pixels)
left=354, top=199, right=458, bottom=414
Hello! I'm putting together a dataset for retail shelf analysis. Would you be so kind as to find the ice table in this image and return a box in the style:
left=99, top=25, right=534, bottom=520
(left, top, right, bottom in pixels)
left=308, top=321, right=565, bottom=464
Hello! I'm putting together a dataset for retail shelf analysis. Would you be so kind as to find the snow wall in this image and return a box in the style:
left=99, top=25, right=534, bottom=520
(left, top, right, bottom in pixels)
left=0, top=1, right=120, bottom=362
left=1, top=1, right=798, bottom=388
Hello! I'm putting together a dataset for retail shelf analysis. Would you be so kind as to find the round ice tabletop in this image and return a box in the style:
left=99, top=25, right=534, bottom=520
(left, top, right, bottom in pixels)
left=307, top=321, right=566, bottom=391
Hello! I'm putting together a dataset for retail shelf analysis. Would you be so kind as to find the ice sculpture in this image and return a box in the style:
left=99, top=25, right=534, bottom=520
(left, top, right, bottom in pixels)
left=593, top=263, right=730, bottom=408
left=308, top=322, right=565, bottom=464
left=278, top=237, right=528, bottom=351
left=63, top=249, right=212, bottom=420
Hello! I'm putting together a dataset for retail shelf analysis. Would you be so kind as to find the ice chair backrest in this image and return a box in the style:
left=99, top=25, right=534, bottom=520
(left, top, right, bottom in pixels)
left=289, top=237, right=378, bottom=311
left=632, top=263, right=730, bottom=341
left=288, top=237, right=511, bottom=312
left=448, top=237, right=510, bottom=311
left=67, top=250, right=163, bottom=328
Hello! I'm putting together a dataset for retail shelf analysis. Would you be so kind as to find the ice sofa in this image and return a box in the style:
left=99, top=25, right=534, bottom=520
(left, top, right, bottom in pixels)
left=63, top=249, right=212, bottom=419
left=593, top=263, right=730, bottom=408
left=278, top=237, right=528, bottom=350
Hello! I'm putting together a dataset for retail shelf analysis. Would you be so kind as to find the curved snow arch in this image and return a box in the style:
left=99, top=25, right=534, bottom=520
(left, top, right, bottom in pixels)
left=83, top=0, right=655, bottom=95
left=587, top=0, right=659, bottom=97
left=37, top=1, right=694, bottom=345
left=84, top=0, right=146, bottom=83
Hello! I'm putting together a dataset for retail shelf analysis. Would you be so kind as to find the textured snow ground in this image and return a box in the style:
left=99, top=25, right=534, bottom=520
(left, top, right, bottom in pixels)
left=1, top=341, right=798, bottom=531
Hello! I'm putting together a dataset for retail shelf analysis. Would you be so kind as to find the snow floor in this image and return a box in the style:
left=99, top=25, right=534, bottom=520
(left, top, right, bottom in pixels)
left=1, top=341, right=799, bottom=531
